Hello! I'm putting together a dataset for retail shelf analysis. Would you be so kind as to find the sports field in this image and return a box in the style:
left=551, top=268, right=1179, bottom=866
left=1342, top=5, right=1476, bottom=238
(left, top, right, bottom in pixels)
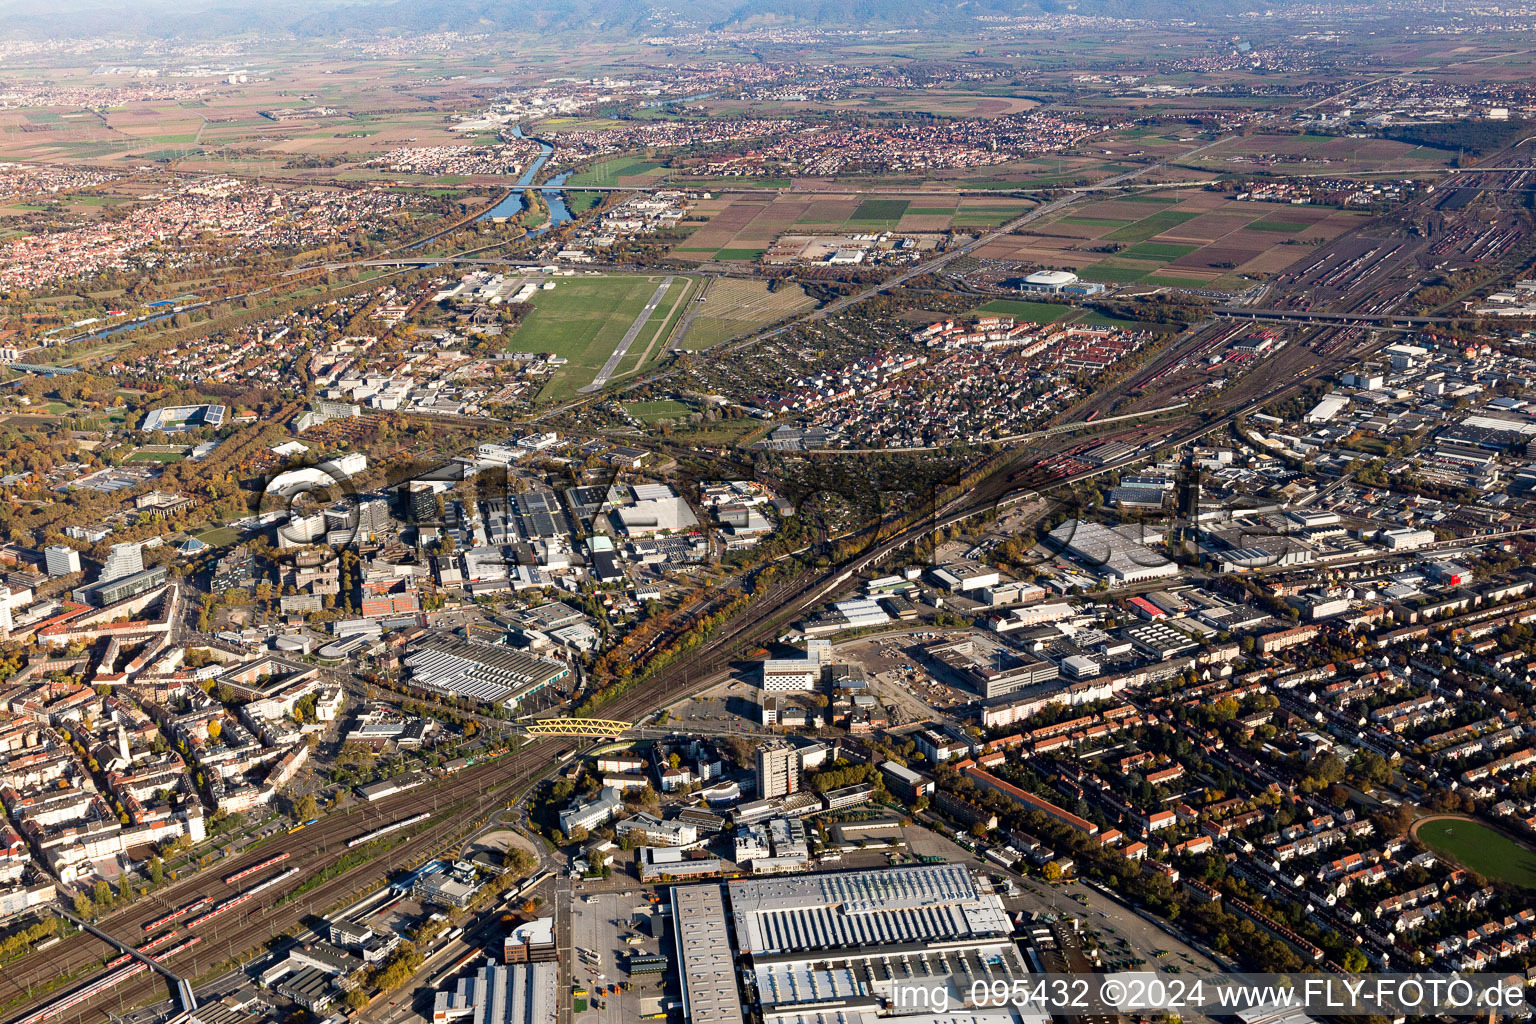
left=976, top=299, right=1075, bottom=322
left=1416, top=817, right=1536, bottom=889
left=975, top=298, right=1179, bottom=333
left=626, top=400, right=692, bottom=424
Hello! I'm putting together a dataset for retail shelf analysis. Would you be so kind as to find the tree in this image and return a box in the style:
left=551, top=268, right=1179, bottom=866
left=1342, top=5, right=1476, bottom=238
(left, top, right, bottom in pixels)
left=294, top=794, right=319, bottom=822
left=1042, top=861, right=1063, bottom=882
left=207, top=719, right=223, bottom=742
left=1342, top=948, right=1369, bottom=972
left=1350, top=750, right=1391, bottom=788
left=504, top=846, right=537, bottom=877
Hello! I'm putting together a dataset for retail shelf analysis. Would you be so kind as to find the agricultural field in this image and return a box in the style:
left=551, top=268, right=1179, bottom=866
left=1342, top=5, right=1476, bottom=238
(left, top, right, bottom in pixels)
left=1184, top=133, right=1458, bottom=175
left=678, top=279, right=816, bottom=349
left=0, top=56, right=527, bottom=180
left=669, top=193, right=1034, bottom=262
left=974, top=188, right=1371, bottom=291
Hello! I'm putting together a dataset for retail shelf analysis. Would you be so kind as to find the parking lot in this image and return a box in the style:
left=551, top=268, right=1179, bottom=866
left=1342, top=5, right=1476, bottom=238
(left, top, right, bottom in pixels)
left=663, top=679, right=766, bottom=733
left=569, top=888, right=670, bottom=1024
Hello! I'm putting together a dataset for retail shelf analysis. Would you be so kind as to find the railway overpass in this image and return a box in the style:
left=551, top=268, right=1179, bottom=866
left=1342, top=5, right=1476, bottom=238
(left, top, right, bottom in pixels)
left=7, top=362, right=80, bottom=376
left=54, top=905, right=197, bottom=1016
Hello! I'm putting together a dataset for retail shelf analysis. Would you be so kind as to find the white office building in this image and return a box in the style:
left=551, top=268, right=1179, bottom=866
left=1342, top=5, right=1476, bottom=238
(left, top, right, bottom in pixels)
left=44, top=546, right=81, bottom=577
left=99, top=542, right=143, bottom=583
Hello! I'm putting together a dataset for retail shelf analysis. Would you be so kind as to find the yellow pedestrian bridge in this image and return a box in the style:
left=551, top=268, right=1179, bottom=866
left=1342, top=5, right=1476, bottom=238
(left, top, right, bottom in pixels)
left=522, top=718, right=633, bottom=738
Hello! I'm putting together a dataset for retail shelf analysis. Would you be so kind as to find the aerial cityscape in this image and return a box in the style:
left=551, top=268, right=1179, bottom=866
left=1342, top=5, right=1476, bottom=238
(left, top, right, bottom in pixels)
left=8, top=1, right=1536, bottom=1023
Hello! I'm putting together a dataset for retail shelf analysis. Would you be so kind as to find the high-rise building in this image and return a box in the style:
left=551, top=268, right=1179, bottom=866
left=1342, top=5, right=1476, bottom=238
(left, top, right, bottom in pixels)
left=357, top=498, right=393, bottom=541
left=99, top=542, right=143, bottom=583
left=406, top=482, right=438, bottom=524
left=44, top=545, right=81, bottom=577
left=756, top=740, right=799, bottom=800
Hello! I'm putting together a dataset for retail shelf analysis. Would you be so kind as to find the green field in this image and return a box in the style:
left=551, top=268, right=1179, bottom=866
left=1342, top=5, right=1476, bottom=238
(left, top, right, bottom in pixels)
left=510, top=276, right=682, bottom=401
left=566, top=191, right=603, bottom=215
left=977, top=299, right=1075, bottom=322
left=1104, top=210, right=1200, bottom=243
left=1148, top=276, right=1216, bottom=288
left=1061, top=216, right=1133, bottom=227
left=626, top=400, right=692, bottom=424
left=196, top=526, right=239, bottom=547
left=1417, top=818, right=1536, bottom=889
left=125, top=450, right=186, bottom=464
left=677, top=177, right=790, bottom=190
left=1075, top=309, right=1179, bottom=332
left=1082, top=264, right=1151, bottom=283
left=713, top=247, right=767, bottom=261
left=624, top=277, right=700, bottom=375
left=566, top=158, right=665, bottom=187
left=847, top=199, right=910, bottom=229
left=1143, top=275, right=1215, bottom=289
left=1120, top=242, right=1199, bottom=261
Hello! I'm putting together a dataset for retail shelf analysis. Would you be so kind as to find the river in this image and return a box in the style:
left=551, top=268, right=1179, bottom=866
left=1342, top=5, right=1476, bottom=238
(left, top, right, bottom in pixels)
left=475, top=125, right=574, bottom=235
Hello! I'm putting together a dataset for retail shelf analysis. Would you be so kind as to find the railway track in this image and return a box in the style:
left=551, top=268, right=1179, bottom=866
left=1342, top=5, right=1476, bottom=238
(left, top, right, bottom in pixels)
left=6, top=321, right=1375, bottom=1024
left=0, top=740, right=562, bottom=1024
left=4, top=562, right=846, bottom=1024
left=22, top=126, right=1536, bottom=1024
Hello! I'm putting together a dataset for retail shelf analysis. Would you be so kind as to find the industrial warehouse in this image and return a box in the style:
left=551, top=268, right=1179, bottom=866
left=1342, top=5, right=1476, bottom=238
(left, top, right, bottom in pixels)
left=402, top=635, right=571, bottom=707
left=671, top=864, right=1048, bottom=1024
